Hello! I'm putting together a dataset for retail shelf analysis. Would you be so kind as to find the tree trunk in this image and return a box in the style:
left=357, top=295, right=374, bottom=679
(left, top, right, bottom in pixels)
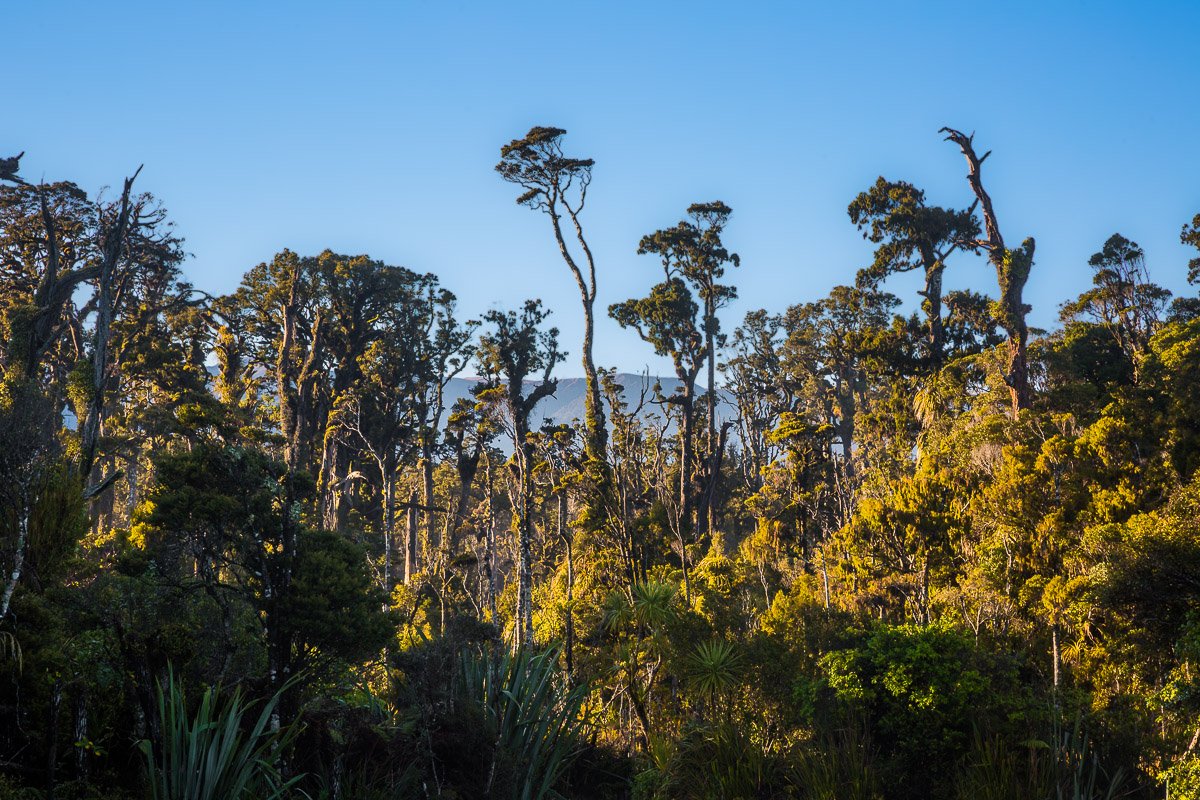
left=79, top=169, right=140, bottom=480
left=549, top=209, right=607, bottom=460
left=705, top=305, right=718, bottom=539
left=46, top=679, right=61, bottom=800
left=559, top=491, right=575, bottom=680
left=382, top=472, right=394, bottom=592
left=941, top=128, right=1033, bottom=415
left=515, top=433, right=535, bottom=649
left=484, top=454, right=497, bottom=622
left=678, top=391, right=695, bottom=603
left=921, top=256, right=946, bottom=367
left=422, top=445, right=436, bottom=553
left=73, top=689, right=89, bottom=782
left=1051, top=624, right=1061, bottom=690
left=405, top=491, right=419, bottom=584
left=0, top=491, right=30, bottom=621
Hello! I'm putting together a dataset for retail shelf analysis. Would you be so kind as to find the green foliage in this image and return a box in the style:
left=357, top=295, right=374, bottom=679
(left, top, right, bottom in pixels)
left=792, top=726, right=883, bottom=800
left=684, top=640, right=744, bottom=705
left=809, top=622, right=1027, bottom=798
left=457, top=646, right=588, bottom=800
left=5, top=138, right=1200, bottom=800
left=281, top=530, right=392, bottom=666
left=140, top=670, right=302, bottom=800
left=637, top=721, right=781, bottom=800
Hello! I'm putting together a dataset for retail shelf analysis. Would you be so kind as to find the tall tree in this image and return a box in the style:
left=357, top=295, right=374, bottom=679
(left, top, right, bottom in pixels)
left=408, top=281, right=476, bottom=560
left=611, top=277, right=706, bottom=594
left=637, top=201, right=739, bottom=541
left=78, top=169, right=188, bottom=481
left=496, top=127, right=607, bottom=461
left=1183, top=213, right=1200, bottom=285
left=725, top=310, right=792, bottom=492
left=1060, top=233, right=1170, bottom=369
left=477, top=300, right=563, bottom=648
left=0, top=181, right=100, bottom=385
left=941, top=128, right=1036, bottom=414
left=848, top=177, right=978, bottom=368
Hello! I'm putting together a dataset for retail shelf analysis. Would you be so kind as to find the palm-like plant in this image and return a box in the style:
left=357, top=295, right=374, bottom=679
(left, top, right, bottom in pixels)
left=459, top=646, right=588, bottom=800
left=140, top=671, right=302, bottom=800
left=1051, top=715, right=1123, bottom=800
left=685, top=639, right=744, bottom=706
left=632, top=581, right=677, bottom=629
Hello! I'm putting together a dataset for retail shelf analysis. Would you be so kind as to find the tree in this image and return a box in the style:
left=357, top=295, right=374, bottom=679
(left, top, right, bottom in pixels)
left=1170, top=213, right=1200, bottom=321
left=496, top=127, right=607, bottom=461
left=611, top=278, right=706, bottom=596
left=778, top=285, right=902, bottom=484
left=139, top=444, right=390, bottom=722
left=848, top=177, right=978, bottom=368
left=638, top=202, right=740, bottom=542
left=477, top=300, right=564, bottom=648
left=725, top=310, right=791, bottom=495
left=1182, top=213, right=1200, bottom=285
left=0, top=380, right=61, bottom=620
left=941, top=127, right=1036, bottom=414
left=0, top=181, right=101, bottom=385
left=1060, top=233, right=1170, bottom=370
left=407, top=282, right=476, bottom=564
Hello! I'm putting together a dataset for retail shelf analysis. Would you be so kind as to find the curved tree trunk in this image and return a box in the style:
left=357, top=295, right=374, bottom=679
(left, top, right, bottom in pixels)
left=941, top=128, right=1033, bottom=415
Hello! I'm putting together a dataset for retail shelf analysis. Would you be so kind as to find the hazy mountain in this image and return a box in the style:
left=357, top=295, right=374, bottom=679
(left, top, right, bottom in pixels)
left=443, top=373, right=734, bottom=431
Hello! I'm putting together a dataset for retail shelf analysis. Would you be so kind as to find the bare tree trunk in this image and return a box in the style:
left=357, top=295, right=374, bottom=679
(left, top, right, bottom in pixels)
left=79, top=168, right=141, bottom=480
left=678, top=395, right=695, bottom=603
left=549, top=209, right=607, bottom=461
left=318, top=433, right=339, bottom=530
left=405, top=491, right=419, bottom=584
left=382, top=472, right=394, bottom=592
left=1051, top=624, right=1061, bottom=690
left=73, top=689, right=89, bottom=782
left=941, top=128, right=1034, bottom=415
left=422, top=445, right=436, bottom=553
left=921, top=255, right=946, bottom=367
left=705, top=305, right=718, bottom=539
left=514, top=434, right=536, bottom=649
left=126, top=452, right=139, bottom=519
left=47, top=679, right=62, bottom=800
left=484, top=454, right=497, bottom=622
left=558, top=491, right=575, bottom=680
left=0, top=491, right=30, bottom=621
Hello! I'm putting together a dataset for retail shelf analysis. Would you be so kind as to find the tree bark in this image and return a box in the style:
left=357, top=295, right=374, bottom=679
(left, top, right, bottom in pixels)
left=422, top=445, right=436, bottom=553
left=382, top=471, right=395, bottom=592
left=404, top=491, right=419, bottom=585
left=558, top=491, right=575, bottom=680
left=79, top=168, right=141, bottom=479
left=0, top=490, right=30, bottom=621
left=677, top=387, right=695, bottom=603
left=917, top=243, right=946, bottom=367
left=483, top=453, right=497, bottom=622
left=514, top=422, right=536, bottom=648
left=549, top=208, right=607, bottom=461
left=941, top=128, right=1033, bottom=414
left=704, top=301, right=719, bottom=539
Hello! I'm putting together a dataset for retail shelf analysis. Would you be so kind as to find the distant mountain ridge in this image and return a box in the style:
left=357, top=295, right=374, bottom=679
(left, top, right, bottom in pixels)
left=443, top=373, right=734, bottom=430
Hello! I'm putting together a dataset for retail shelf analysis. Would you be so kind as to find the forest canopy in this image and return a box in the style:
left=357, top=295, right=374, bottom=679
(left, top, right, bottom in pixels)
left=2, top=129, right=1200, bottom=800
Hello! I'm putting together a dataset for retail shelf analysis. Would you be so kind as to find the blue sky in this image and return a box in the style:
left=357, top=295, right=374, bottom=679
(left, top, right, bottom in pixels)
left=10, top=1, right=1200, bottom=376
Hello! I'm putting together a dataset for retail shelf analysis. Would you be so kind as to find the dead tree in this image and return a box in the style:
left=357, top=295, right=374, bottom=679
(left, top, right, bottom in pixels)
left=941, top=127, right=1035, bottom=414
left=78, top=167, right=143, bottom=479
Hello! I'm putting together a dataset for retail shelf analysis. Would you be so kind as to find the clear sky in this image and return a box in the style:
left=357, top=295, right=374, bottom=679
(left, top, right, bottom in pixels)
left=10, top=1, right=1200, bottom=376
